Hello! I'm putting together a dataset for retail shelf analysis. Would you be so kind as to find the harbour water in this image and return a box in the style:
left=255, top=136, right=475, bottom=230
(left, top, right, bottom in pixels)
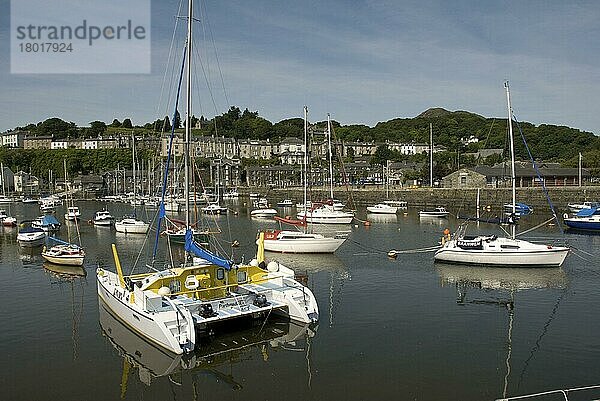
left=2, top=200, right=600, bottom=400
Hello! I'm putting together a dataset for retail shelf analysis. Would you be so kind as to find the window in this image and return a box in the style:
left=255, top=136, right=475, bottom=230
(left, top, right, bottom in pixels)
left=217, top=268, right=225, bottom=280
left=460, top=176, right=467, bottom=185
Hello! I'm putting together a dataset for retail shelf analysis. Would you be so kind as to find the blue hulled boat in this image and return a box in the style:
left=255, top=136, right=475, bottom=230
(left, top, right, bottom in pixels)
left=564, top=207, right=600, bottom=231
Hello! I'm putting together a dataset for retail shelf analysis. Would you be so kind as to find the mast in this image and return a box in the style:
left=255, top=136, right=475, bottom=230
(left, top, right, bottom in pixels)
left=63, top=158, right=72, bottom=243
left=303, top=106, right=308, bottom=215
left=1, top=162, right=5, bottom=197
left=132, top=133, right=136, bottom=208
left=327, top=114, right=334, bottom=200
left=429, top=123, right=433, bottom=187
left=505, top=81, right=517, bottom=239
left=184, top=0, right=193, bottom=229
left=578, top=152, right=582, bottom=187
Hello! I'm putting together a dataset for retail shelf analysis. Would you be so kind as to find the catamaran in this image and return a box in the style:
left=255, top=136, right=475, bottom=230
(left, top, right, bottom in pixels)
left=434, top=82, right=569, bottom=267
left=97, top=1, right=319, bottom=356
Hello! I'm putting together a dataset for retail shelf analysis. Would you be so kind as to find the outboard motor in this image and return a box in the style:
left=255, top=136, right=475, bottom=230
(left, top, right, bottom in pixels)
left=253, top=293, right=269, bottom=307
left=199, top=304, right=217, bottom=318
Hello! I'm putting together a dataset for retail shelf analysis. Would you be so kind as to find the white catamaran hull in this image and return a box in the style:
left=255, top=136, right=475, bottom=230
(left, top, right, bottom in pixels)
left=115, top=219, right=149, bottom=234
left=97, top=275, right=191, bottom=355
left=97, top=266, right=319, bottom=355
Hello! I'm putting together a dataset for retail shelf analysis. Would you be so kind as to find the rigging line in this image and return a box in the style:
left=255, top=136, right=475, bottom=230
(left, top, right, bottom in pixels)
left=516, top=289, right=568, bottom=391
left=512, top=114, right=564, bottom=235
left=192, top=28, right=220, bottom=120
left=480, top=118, right=497, bottom=164
left=155, top=0, right=185, bottom=119
left=151, top=42, right=188, bottom=264
left=514, top=217, right=555, bottom=238
left=202, top=0, right=230, bottom=107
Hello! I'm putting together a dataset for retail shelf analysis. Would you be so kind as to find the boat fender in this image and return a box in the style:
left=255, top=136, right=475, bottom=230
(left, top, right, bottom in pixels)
left=387, top=250, right=398, bottom=259
left=267, top=261, right=279, bottom=272
left=249, top=258, right=259, bottom=267
left=158, top=286, right=171, bottom=296
left=441, top=236, right=446, bottom=245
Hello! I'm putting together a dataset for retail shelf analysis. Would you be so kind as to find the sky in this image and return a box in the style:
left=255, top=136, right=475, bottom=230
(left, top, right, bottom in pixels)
left=1, top=0, right=599, bottom=134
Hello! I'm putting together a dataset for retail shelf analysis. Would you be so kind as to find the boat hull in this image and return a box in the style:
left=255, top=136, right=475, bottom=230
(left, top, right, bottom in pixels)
left=115, top=220, right=149, bottom=234
left=41, top=254, right=85, bottom=266
left=17, top=233, right=46, bottom=247
left=263, top=237, right=344, bottom=253
left=434, top=238, right=569, bottom=267
left=366, top=205, right=398, bottom=214
left=564, top=215, right=600, bottom=231
left=97, top=273, right=186, bottom=355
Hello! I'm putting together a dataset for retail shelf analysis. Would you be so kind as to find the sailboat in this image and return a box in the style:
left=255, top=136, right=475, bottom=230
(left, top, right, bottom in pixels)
left=296, top=113, right=354, bottom=225
left=97, top=2, right=318, bottom=356
left=0, top=163, right=17, bottom=225
left=41, top=160, right=85, bottom=267
left=434, top=82, right=569, bottom=267
left=367, top=161, right=407, bottom=214
left=115, top=134, right=150, bottom=234
left=262, top=107, right=348, bottom=253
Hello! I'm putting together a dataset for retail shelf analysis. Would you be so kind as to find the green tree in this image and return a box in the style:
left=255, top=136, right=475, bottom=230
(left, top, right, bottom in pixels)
left=122, top=118, right=133, bottom=129
left=110, top=119, right=121, bottom=127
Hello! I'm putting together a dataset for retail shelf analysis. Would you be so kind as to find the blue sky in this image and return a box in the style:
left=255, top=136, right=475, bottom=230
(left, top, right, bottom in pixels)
left=1, top=0, right=599, bottom=134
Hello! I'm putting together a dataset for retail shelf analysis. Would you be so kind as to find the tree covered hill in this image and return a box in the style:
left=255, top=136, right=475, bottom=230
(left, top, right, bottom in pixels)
left=10, top=106, right=600, bottom=170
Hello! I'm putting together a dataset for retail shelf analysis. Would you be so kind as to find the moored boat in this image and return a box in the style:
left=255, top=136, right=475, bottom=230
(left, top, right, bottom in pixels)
left=42, top=242, right=85, bottom=266
left=93, top=210, right=114, bottom=226
left=17, top=226, right=46, bottom=247
left=115, top=217, right=149, bottom=234
left=419, top=206, right=449, bottom=218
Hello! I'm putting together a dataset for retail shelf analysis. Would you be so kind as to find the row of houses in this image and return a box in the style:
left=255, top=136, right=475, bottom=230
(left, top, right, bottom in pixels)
left=4, top=130, right=441, bottom=165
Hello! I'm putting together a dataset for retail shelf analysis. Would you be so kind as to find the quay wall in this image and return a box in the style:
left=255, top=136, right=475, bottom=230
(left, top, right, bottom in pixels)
left=259, top=186, right=600, bottom=214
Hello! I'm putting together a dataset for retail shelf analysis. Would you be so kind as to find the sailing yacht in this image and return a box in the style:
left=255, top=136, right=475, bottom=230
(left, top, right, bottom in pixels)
left=115, top=134, right=149, bottom=234
left=97, top=2, right=318, bottom=356
left=263, top=107, right=349, bottom=253
left=434, top=82, right=569, bottom=267
left=367, top=161, right=407, bottom=214
left=42, top=160, right=85, bottom=267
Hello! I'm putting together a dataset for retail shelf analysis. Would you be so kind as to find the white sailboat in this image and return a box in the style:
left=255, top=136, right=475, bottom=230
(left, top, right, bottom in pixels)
left=97, top=2, right=318, bottom=356
left=297, top=113, right=354, bottom=225
left=434, top=82, right=569, bottom=267
left=263, top=107, right=348, bottom=253
left=42, top=160, right=85, bottom=267
left=367, top=161, right=407, bottom=214
left=115, top=134, right=149, bottom=234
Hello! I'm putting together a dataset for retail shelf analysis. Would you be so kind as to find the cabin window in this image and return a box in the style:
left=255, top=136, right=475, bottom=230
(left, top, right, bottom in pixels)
left=500, top=244, right=520, bottom=249
left=169, top=280, right=181, bottom=294
left=217, top=268, right=225, bottom=280
left=237, top=271, right=247, bottom=283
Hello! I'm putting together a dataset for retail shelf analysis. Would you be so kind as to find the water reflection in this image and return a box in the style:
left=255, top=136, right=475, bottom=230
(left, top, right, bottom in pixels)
left=99, top=302, right=316, bottom=390
left=44, top=266, right=86, bottom=362
left=19, top=245, right=44, bottom=266
left=366, top=213, right=398, bottom=224
left=436, top=263, right=568, bottom=399
left=437, top=264, right=568, bottom=293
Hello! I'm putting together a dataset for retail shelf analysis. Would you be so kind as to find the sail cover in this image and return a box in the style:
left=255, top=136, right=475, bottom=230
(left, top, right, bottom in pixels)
left=184, top=228, right=232, bottom=270
left=577, top=207, right=597, bottom=217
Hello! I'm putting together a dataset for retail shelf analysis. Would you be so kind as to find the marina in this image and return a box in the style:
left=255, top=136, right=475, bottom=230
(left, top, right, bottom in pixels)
left=2, top=200, right=600, bottom=400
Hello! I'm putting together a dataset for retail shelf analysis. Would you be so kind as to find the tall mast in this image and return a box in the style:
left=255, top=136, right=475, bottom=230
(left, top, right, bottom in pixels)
left=1, top=162, right=5, bottom=197
left=429, top=123, right=433, bottom=187
left=505, top=81, right=516, bottom=239
left=132, top=132, right=136, bottom=207
left=579, top=152, right=582, bottom=187
left=327, top=113, right=334, bottom=200
left=303, top=106, right=308, bottom=211
left=184, top=0, right=193, bottom=229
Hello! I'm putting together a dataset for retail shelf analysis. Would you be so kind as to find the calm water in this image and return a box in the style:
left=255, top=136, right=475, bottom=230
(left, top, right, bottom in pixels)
left=2, top=200, right=600, bottom=401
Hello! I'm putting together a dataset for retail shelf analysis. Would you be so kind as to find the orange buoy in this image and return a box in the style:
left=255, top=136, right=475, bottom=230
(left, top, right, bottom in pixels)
left=364, top=220, right=371, bottom=226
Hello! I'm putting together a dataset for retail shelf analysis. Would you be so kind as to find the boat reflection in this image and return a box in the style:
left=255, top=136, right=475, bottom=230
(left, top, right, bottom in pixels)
left=437, top=263, right=568, bottom=399
left=43, top=261, right=87, bottom=277
left=265, top=252, right=346, bottom=274
left=437, top=263, right=568, bottom=293
left=99, top=301, right=316, bottom=389
left=366, top=213, right=398, bottom=224
left=19, top=246, right=44, bottom=266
